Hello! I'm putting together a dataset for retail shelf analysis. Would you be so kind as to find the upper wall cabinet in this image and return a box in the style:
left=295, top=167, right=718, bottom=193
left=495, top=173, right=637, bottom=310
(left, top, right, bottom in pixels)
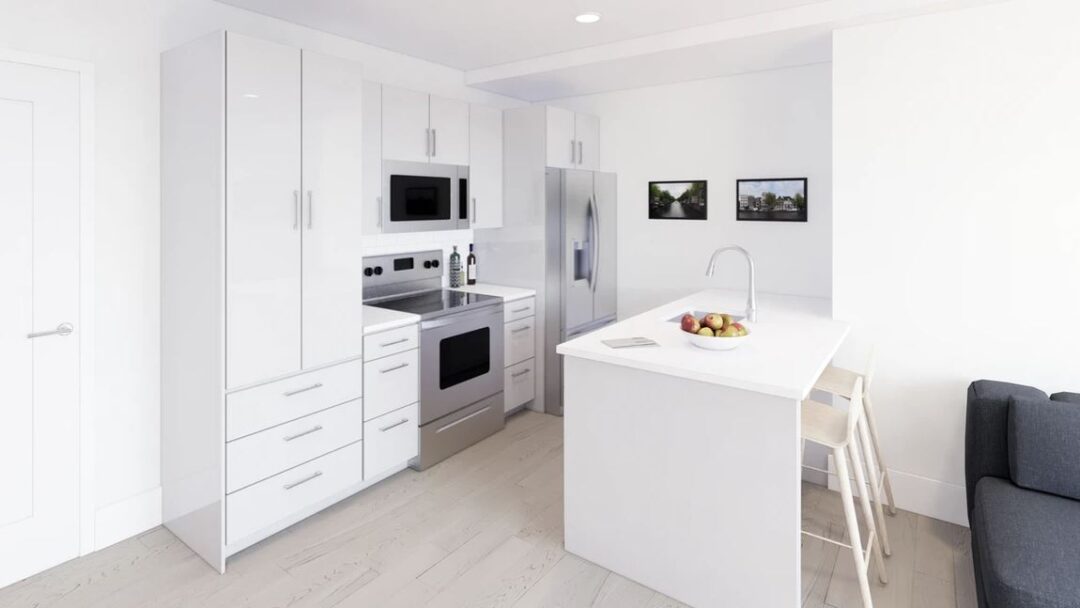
left=545, top=106, right=600, bottom=171
left=381, top=84, right=469, bottom=166
left=361, top=82, right=383, bottom=235
left=468, top=104, right=503, bottom=229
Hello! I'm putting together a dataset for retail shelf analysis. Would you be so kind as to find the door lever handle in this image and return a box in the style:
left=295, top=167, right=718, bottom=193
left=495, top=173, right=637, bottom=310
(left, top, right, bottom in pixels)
left=27, top=322, right=74, bottom=339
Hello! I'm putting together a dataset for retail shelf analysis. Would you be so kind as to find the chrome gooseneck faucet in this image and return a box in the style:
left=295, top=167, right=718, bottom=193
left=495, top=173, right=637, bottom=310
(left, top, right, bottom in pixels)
left=705, top=245, right=757, bottom=323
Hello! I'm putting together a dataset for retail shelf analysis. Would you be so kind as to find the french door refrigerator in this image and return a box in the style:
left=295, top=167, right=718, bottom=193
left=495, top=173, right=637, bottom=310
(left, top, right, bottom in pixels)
left=544, top=168, right=617, bottom=415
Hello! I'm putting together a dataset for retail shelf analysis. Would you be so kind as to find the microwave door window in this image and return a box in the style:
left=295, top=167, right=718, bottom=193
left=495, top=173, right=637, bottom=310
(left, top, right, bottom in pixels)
left=439, top=328, right=491, bottom=389
left=390, top=174, right=452, bottom=221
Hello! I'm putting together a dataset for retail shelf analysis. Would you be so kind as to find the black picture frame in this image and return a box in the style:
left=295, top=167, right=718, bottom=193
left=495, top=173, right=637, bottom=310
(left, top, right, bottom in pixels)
left=736, top=178, right=808, bottom=222
left=648, top=180, right=708, bottom=220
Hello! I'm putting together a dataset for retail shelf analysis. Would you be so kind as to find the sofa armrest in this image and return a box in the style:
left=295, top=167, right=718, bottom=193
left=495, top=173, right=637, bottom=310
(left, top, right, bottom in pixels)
left=966, top=381, right=1047, bottom=518
left=1009, top=396, right=1080, bottom=501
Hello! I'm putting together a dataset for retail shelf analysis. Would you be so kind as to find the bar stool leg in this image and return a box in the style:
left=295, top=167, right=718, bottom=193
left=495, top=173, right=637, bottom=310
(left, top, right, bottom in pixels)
left=833, top=446, right=875, bottom=608
left=858, top=416, right=892, bottom=557
left=849, top=437, right=888, bottom=585
left=863, top=393, right=898, bottom=515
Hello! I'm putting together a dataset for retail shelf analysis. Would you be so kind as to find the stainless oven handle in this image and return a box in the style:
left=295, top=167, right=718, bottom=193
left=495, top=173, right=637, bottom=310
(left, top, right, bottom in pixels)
left=435, top=406, right=492, bottom=434
left=420, top=305, right=504, bottom=331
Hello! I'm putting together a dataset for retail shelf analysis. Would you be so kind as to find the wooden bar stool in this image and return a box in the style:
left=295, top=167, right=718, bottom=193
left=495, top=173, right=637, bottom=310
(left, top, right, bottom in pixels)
left=802, top=378, right=888, bottom=608
left=814, top=350, right=898, bottom=517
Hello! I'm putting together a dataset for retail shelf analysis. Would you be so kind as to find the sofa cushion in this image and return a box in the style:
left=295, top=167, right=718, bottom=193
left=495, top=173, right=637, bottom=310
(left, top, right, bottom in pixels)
left=1009, top=396, right=1080, bottom=501
left=1052, top=392, right=1080, bottom=404
left=972, top=477, right=1080, bottom=608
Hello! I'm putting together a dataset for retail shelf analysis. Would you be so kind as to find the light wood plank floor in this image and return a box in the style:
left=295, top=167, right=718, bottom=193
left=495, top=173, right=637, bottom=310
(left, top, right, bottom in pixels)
left=0, top=411, right=976, bottom=608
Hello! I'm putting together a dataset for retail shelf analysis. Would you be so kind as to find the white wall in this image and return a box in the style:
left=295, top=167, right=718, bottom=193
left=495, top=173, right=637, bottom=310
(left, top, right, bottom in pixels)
left=833, top=0, right=1080, bottom=525
left=0, top=0, right=520, bottom=550
left=551, top=63, right=833, bottom=317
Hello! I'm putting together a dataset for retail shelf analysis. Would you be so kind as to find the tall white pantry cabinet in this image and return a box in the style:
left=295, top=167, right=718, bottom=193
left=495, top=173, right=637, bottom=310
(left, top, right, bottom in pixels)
left=162, top=31, right=372, bottom=572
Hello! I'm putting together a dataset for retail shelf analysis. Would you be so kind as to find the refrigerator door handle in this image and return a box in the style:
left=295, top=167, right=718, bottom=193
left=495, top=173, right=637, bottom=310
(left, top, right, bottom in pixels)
left=589, top=196, right=600, bottom=292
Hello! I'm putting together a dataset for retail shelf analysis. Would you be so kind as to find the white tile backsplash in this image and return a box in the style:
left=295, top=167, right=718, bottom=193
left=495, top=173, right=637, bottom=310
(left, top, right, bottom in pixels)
left=362, top=229, right=475, bottom=287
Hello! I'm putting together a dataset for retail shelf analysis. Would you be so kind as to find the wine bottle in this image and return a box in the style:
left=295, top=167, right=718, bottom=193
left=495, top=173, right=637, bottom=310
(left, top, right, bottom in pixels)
left=466, top=244, right=477, bottom=285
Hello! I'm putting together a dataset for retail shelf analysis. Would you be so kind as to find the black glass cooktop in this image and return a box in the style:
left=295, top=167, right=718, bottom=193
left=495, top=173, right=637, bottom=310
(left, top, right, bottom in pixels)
left=370, top=289, right=502, bottom=319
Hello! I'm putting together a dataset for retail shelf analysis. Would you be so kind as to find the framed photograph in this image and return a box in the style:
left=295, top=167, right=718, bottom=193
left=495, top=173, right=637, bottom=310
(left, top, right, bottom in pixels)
left=736, top=178, right=807, bottom=222
left=649, top=181, right=707, bottom=220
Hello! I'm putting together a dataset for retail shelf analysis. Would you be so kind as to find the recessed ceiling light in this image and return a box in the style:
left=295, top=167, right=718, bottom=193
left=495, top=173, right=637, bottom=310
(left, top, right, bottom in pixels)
left=575, top=12, right=601, bottom=24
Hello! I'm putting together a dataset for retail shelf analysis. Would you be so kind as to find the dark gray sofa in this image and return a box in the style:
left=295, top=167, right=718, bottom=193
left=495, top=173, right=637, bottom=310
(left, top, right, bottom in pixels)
left=966, top=380, right=1080, bottom=608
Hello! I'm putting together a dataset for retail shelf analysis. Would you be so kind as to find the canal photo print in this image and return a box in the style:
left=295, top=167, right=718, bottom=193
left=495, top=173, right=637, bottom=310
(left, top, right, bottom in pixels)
left=736, top=178, right=808, bottom=222
left=649, top=180, right=708, bottom=220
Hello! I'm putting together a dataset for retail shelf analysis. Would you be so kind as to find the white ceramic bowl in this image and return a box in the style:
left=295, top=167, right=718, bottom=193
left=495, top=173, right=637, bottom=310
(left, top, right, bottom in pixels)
left=685, top=329, right=750, bottom=351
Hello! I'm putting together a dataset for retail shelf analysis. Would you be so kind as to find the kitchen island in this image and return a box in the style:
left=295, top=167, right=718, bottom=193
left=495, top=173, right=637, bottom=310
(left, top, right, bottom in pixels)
left=556, top=289, right=849, bottom=608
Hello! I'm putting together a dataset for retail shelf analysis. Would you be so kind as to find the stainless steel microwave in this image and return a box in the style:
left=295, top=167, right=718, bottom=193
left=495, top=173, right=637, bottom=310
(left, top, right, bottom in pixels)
left=381, top=160, right=470, bottom=233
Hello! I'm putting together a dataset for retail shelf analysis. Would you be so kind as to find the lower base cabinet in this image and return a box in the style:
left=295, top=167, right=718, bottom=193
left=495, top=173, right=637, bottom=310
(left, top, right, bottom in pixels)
left=226, top=439, right=365, bottom=545
left=364, top=402, right=419, bottom=478
left=505, top=359, right=536, bottom=412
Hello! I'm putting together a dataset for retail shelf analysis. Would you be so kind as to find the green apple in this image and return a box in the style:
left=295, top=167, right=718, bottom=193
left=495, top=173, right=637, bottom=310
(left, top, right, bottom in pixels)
left=719, top=326, right=740, bottom=337
left=696, top=327, right=715, bottom=337
left=702, top=313, right=725, bottom=331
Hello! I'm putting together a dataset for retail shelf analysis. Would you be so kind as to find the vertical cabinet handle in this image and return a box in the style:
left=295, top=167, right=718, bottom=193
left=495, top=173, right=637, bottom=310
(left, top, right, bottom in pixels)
left=293, top=190, right=300, bottom=230
left=306, top=191, right=313, bottom=229
left=425, top=128, right=431, bottom=157
left=578, top=141, right=584, bottom=165
left=471, top=197, right=477, bottom=225
left=570, top=139, right=576, bottom=164
left=432, top=129, right=437, bottom=158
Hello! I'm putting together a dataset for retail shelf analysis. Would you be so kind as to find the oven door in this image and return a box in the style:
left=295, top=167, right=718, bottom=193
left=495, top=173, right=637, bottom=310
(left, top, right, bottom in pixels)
left=419, top=305, right=504, bottom=425
left=382, top=160, right=464, bottom=233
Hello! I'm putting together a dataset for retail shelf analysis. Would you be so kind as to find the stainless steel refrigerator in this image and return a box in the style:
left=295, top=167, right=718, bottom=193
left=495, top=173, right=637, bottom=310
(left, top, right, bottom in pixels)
left=544, top=168, right=617, bottom=415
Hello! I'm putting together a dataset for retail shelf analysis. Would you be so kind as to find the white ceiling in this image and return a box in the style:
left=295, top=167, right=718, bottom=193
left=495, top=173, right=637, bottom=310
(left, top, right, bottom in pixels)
left=213, top=0, right=829, bottom=70
left=216, top=0, right=1004, bottom=101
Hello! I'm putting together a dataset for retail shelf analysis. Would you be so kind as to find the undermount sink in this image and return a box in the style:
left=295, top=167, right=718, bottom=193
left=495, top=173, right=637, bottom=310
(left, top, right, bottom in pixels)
left=666, top=310, right=745, bottom=323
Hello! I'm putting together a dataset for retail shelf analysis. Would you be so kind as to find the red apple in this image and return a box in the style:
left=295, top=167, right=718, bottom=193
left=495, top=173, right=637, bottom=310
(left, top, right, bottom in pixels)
left=680, top=314, right=701, bottom=334
left=702, top=313, right=726, bottom=331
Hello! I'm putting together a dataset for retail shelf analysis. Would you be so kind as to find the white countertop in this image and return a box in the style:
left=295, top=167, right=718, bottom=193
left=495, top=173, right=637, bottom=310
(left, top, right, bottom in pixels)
left=362, top=305, right=420, bottom=335
left=556, top=289, right=849, bottom=400
left=450, top=283, right=536, bottom=302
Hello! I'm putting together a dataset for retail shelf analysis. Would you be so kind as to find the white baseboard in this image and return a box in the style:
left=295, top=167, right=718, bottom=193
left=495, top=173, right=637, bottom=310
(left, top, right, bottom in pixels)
left=888, top=470, right=968, bottom=527
left=94, top=486, right=163, bottom=551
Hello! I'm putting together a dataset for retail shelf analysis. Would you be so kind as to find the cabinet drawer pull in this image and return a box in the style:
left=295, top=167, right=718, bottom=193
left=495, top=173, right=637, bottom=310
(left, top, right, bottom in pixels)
left=511, top=368, right=531, bottom=378
left=379, top=418, right=410, bottom=432
left=283, top=382, right=323, bottom=397
left=510, top=306, right=531, bottom=313
left=283, top=425, right=323, bottom=442
left=380, top=362, right=410, bottom=374
left=283, top=470, right=322, bottom=490
left=511, top=325, right=532, bottom=334
left=379, top=337, right=409, bottom=347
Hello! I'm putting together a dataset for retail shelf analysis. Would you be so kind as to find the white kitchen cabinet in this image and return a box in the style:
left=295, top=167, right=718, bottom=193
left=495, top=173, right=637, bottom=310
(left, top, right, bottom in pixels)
left=162, top=31, right=374, bottom=574
left=429, top=95, right=469, bottom=165
left=361, top=81, right=382, bottom=235
left=301, top=51, right=365, bottom=369
left=225, top=34, right=302, bottom=388
left=468, top=104, right=503, bottom=229
left=574, top=112, right=600, bottom=171
left=381, top=84, right=469, bottom=165
left=544, top=105, right=600, bottom=170
left=364, top=403, right=419, bottom=480
left=504, top=360, right=536, bottom=413
left=545, top=106, right=575, bottom=169
left=363, top=349, right=419, bottom=421
left=380, top=85, right=430, bottom=163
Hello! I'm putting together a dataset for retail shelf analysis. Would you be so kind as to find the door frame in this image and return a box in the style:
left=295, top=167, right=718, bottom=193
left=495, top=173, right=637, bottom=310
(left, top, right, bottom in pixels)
left=0, top=48, right=96, bottom=557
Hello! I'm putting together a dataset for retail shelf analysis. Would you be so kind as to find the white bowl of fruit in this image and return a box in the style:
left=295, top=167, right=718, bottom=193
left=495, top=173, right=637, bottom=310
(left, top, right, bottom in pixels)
left=680, top=313, right=750, bottom=351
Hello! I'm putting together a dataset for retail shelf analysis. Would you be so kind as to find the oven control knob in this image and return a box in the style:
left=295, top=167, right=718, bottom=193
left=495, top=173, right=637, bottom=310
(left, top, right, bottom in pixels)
left=423, top=261, right=432, bottom=269
left=363, top=267, right=373, bottom=277
left=431, top=259, right=440, bottom=268
left=373, top=266, right=383, bottom=275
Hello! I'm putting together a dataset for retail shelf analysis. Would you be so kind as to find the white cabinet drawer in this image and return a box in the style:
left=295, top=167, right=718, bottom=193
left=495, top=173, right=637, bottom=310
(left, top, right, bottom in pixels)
left=504, top=298, right=535, bottom=322
left=364, top=324, right=418, bottom=361
left=504, top=359, right=535, bottom=412
left=226, top=439, right=364, bottom=546
left=364, top=402, right=418, bottom=479
left=363, top=349, right=419, bottom=421
left=226, top=359, right=363, bottom=441
left=504, top=317, right=535, bottom=367
left=227, top=398, right=363, bottom=493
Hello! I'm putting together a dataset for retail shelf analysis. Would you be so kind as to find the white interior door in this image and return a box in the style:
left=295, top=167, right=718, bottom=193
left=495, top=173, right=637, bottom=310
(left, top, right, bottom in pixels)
left=226, top=33, right=302, bottom=388
left=468, top=104, right=503, bottom=229
left=0, top=59, right=81, bottom=589
left=428, top=95, right=469, bottom=166
left=301, top=50, right=365, bottom=369
left=381, top=85, right=430, bottom=163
